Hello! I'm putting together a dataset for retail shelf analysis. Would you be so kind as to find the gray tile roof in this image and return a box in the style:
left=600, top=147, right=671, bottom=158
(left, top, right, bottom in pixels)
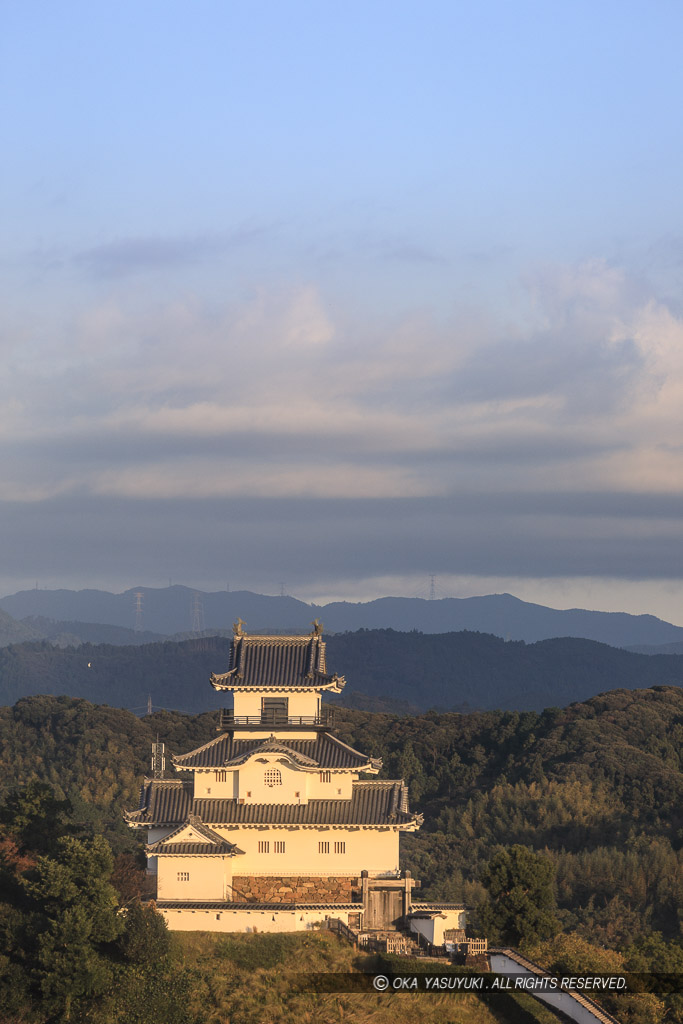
left=210, top=632, right=345, bottom=691
left=222, top=737, right=319, bottom=768
left=151, top=843, right=236, bottom=855
left=125, top=779, right=193, bottom=825
left=147, top=817, right=245, bottom=856
left=125, top=779, right=421, bottom=829
left=172, top=731, right=379, bottom=771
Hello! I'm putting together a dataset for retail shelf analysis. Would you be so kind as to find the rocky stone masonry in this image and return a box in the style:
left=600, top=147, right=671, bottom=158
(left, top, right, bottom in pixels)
left=232, top=875, right=359, bottom=904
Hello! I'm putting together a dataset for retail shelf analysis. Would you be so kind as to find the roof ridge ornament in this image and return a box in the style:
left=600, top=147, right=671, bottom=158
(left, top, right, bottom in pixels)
left=311, top=619, right=323, bottom=637
left=233, top=618, right=246, bottom=636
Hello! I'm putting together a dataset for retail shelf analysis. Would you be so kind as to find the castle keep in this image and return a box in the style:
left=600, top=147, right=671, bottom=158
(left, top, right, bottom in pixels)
left=125, top=620, right=464, bottom=936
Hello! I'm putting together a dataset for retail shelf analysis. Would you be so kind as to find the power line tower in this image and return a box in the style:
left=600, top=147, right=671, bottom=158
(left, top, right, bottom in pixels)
left=279, top=582, right=286, bottom=598
left=134, top=591, right=144, bottom=632
left=151, top=737, right=165, bottom=778
left=191, top=592, right=205, bottom=635
left=429, top=574, right=437, bottom=601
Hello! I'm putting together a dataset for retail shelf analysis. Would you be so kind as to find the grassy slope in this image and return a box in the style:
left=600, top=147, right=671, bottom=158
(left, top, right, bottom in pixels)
left=172, top=932, right=560, bottom=1024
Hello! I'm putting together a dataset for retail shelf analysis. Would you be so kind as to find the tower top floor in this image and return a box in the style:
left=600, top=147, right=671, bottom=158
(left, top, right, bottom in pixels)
left=210, top=620, right=345, bottom=695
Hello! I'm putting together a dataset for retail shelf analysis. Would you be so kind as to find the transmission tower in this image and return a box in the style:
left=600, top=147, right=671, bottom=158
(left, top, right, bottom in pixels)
left=191, top=592, right=205, bottom=635
left=147, top=694, right=153, bottom=715
left=134, top=591, right=144, bottom=632
left=279, top=582, right=286, bottom=598
left=429, top=574, right=437, bottom=601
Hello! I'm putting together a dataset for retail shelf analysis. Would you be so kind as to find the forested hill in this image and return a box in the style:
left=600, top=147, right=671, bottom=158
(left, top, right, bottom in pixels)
left=1, top=687, right=681, bottom=949
left=3, top=629, right=683, bottom=712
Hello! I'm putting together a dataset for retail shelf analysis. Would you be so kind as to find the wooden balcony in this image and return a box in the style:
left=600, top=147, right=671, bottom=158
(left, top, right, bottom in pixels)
left=218, top=707, right=336, bottom=731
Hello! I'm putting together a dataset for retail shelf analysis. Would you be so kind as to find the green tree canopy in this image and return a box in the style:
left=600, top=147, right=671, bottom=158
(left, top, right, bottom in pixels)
left=116, top=900, right=171, bottom=964
left=23, top=834, right=123, bottom=1019
left=479, top=844, right=559, bottom=947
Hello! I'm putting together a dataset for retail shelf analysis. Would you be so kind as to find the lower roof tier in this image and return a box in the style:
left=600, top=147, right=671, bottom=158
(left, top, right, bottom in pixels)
left=172, top=730, right=380, bottom=772
left=125, top=778, right=422, bottom=829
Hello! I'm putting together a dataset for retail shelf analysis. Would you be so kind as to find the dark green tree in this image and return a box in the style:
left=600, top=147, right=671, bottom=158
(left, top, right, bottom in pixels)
left=23, top=834, right=123, bottom=1019
left=116, top=900, right=171, bottom=964
left=0, top=780, right=71, bottom=853
left=479, top=844, right=559, bottom=947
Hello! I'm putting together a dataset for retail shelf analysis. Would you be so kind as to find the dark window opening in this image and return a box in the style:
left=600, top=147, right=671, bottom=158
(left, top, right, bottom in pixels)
left=261, top=697, right=289, bottom=724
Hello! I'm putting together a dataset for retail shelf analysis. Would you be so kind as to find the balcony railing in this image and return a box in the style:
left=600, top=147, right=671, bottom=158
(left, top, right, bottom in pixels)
left=218, top=708, right=336, bottom=730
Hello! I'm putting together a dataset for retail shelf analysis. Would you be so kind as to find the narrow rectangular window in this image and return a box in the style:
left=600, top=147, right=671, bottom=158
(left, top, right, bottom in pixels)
left=274, top=841, right=286, bottom=854
left=177, top=871, right=190, bottom=882
left=319, top=841, right=330, bottom=854
left=334, top=841, right=346, bottom=854
left=258, top=841, right=270, bottom=853
left=319, top=771, right=331, bottom=783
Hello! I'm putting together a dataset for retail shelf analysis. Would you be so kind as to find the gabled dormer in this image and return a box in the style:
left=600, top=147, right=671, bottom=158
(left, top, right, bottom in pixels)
left=172, top=731, right=382, bottom=803
left=147, top=815, right=245, bottom=857
left=210, top=621, right=345, bottom=735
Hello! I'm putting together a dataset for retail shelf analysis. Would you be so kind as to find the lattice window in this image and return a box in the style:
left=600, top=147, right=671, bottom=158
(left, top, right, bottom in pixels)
left=258, top=841, right=270, bottom=853
left=274, top=841, right=286, bottom=853
left=215, top=770, right=227, bottom=782
left=264, top=769, right=282, bottom=787
left=319, top=771, right=331, bottom=783
left=334, top=841, right=346, bottom=854
left=319, top=841, right=330, bottom=854
left=177, top=872, right=190, bottom=882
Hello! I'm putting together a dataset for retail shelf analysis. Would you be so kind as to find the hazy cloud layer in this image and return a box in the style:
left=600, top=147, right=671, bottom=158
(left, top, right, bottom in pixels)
left=74, top=225, right=275, bottom=277
left=4, top=257, right=683, bottom=603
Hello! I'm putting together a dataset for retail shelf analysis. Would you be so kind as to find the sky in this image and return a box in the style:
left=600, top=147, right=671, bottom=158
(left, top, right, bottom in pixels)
left=3, top=1, right=683, bottom=622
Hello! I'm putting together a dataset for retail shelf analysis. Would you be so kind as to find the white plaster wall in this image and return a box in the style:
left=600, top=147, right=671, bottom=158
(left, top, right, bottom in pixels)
left=193, top=772, right=238, bottom=799
left=220, top=826, right=399, bottom=877
left=238, top=757, right=308, bottom=803
left=161, top=907, right=351, bottom=933
left=430, top=910, right=466, bottom=939
left=305, top=773, right=354, bottom=800
left=147, top=827, right=175, bottom=844
left=230, top=729, right=319, bottom=741
left=232, top=691, right=320, bottom=719
left=409, top=918, right=436, bottom=944
left=410, top=913, right=467, bottom=945
left=234, top=759, right=356, bottom=804
left=157, top=856, right=233, bottom=901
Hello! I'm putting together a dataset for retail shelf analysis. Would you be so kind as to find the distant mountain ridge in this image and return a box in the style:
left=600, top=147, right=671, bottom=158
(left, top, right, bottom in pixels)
left=2, top=585, right=683, bottom=648
left=0, top=608, right=41, bottom=646
left=1, top=629, right=683, bottom=713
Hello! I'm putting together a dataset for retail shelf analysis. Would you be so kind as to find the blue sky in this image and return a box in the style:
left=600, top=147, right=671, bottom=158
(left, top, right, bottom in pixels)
left=3, top=1, right=683, bottom=620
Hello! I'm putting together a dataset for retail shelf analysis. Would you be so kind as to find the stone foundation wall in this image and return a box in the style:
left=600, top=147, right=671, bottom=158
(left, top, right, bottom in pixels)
left=232, top=875, right=359, bottom=904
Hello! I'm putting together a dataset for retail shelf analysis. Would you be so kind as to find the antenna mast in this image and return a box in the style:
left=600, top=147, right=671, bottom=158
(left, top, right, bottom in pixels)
left=151, top=737, right=165, bottom=779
